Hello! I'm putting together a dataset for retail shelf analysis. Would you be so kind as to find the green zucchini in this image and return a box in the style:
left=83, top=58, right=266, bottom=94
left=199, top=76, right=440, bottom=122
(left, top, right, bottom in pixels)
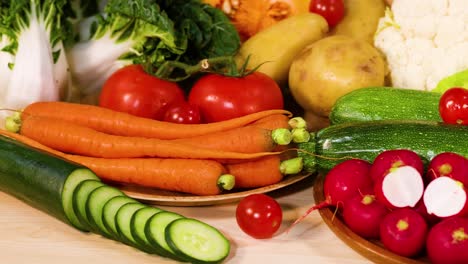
left=299, top=120, right=468, bottom=173
left=329, top=87, right=442, bottom=125
left=0, top=135, right=99, bottom=231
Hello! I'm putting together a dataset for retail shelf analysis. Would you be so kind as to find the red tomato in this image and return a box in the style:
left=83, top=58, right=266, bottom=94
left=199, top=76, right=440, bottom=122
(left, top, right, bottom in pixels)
left=309, top=0, right=345, bottom=27
left=99, top=64, right=185, bottom=120
left=188, top=72, right=284, bottom=123
left=236, top=194, right=283, bottom=239
left=439, top=87, right=468, bottom=125
left=163, top=101, right=201, bottom=124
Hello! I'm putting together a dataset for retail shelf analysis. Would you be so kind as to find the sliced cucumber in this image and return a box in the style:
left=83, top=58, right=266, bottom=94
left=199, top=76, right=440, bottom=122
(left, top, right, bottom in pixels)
left=102, top=195, right=139, bottom=238
left=85, top=185, right=124, bottom=236
left=130, top=206, right=164, bottom=253
left=115, top=202, right=146, bottom=245
left=145, top=211, right=185, bottom=261
left=61, top=169, right=100, bottom=231
left=72, top=180, right=106, bottom=230
left=166, top=218, right=231, bottom=264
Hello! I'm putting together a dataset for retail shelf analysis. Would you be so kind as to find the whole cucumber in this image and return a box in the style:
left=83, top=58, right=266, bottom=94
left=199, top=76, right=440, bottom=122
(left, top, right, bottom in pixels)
left=330, top=87, right=442, bottom=125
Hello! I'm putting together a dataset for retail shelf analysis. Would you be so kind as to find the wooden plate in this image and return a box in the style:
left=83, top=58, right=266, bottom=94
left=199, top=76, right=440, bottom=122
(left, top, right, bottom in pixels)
left=313, top=175, right=429, bottom=264
left=115, top=172, right=312, bottom=207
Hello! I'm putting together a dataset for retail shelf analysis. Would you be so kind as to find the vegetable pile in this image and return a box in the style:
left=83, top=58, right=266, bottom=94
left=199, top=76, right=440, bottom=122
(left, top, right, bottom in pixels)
left=4, top=101, right=304, bottom=195
left=307, top=150, right=468, bottom=263
left=0, top=133, right=231, bottom=263
left=0, top=0, right=240, bottom=112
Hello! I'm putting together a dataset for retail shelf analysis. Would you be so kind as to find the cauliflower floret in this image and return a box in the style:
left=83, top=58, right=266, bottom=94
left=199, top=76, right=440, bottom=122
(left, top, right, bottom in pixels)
left=374, top=0, right=468, bottom=91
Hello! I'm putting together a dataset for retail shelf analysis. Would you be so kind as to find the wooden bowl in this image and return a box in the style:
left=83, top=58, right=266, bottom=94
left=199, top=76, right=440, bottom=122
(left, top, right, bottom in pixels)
left=313, top=175, right=429, bottom=264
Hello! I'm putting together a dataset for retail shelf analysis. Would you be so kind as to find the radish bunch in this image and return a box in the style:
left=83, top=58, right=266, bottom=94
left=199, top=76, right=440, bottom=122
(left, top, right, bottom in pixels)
left=304, top=150, right=468, bottom=263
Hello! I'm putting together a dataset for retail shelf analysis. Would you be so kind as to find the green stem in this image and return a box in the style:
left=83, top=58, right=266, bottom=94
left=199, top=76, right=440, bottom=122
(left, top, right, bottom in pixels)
left=271, top=128, right=292, bottom=145
left=288, top=117, right=307, bottom=129
left=291, top=128, right=311, bottom=143
left=154, top=56, right=239, bottom=82
left=217, top=174, right=235, bottom=191
left=280, top=157, right=304, bottom=175
left=4, top=112, right=21, bottom=132
left=297, top=133, right=317, bottom=174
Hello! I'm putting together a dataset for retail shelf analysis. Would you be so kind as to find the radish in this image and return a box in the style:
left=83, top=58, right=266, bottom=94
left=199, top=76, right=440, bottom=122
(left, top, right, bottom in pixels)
left=374, top=165, right=424, bottom=209
left=322, top=159, right=374, bottom=208
left=413, top=200, right=441, bottom=226
left=426, top=152, right=468, bottom=185
left=370, top=149, right=424, bottom=181
left=423, top=176, right=468, bottom=218
left=342, top=193, right=389, bottom=239
left=287, top=159, right=373, bottom=230
left=426, top=217, right=468, bottom=264
left=380, top=208, right=428, bottom=258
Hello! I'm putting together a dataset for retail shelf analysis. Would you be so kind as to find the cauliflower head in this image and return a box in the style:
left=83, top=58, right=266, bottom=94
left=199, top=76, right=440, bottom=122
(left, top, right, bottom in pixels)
left=374, top=0, right=468, bottom=91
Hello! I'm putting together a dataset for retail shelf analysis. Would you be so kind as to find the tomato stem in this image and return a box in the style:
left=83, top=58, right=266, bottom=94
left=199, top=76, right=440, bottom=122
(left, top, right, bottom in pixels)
left=150, top=56, right=247, bottom=82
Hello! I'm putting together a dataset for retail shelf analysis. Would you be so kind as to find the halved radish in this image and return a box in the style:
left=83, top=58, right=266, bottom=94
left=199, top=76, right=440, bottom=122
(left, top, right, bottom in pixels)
left=370, top=149, right=424, bottom=182
left=374, top=165, right=424, bottom=209
left=423, top=176, right=468, bottom=218
left=426, top=152, right=468, bottom=185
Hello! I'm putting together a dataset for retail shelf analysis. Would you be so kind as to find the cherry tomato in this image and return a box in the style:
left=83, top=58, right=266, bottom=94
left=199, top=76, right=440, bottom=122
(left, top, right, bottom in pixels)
left=309, top=0, right=345, bottom=27
left=236, top=194, right=283, bottom=239
left=439, top=87, right=468, bottom=125
left=163, top=101, right=202, bottom=124
left=99, top=64, right=185, bottom=120
left=188, top=72, right=284, bottom=123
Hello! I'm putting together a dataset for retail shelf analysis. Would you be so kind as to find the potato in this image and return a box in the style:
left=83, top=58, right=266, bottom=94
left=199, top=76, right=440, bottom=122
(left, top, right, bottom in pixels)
left=235, top=13, right=328, bottom=86
left=331, top=0, right=386, bottom=44
left=288, top=35, right=386, bottom=117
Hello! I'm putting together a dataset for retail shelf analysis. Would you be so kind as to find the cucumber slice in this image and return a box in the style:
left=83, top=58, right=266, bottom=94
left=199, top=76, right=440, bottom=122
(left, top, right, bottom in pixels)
left=145, top=211, right=185, bottom=261
left=115, top=202, right=146, bottom=245
left=86, top=185, right=124, bottom=236
left=130, top=207, right=163, bottom=253
left=73, top=180, right=106, bottom=230
left=102, top=196, right=139, bottom=238
left=61, top=169, right=100, bottom=231
left=166, top=218, right=231, bottom=264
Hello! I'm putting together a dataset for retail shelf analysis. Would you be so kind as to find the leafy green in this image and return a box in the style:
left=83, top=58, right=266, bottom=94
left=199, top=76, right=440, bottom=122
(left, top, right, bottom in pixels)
left=157, top=0, right=240, bottom=65
left=69, top=0, right=240, bottom=98
left=0, top=0, right=74, bottom=110
left=434, top=69, right=468, bottom=93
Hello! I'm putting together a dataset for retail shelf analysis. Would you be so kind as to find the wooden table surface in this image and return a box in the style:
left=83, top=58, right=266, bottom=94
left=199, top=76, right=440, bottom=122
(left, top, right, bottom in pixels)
left=0, top=175, right=371, bottom=264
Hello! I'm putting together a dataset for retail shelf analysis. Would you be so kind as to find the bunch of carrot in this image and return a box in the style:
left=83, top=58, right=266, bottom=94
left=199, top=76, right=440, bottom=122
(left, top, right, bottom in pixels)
left=2, top=101, right=306, bottom=196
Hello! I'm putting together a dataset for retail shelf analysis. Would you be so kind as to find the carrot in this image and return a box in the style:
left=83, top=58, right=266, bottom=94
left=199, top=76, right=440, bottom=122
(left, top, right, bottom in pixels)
left=22, top=101, right=292, bottom=139
left=0, top=129, right=232, bottom=196
left=226, top=155, right=284, bottom=188
left=172, top=125, right=278, bottom=153
left=68, top=157, right=231, bottom=196
left=18, top=115, right=279, bottom=160
left=250, top=114, right=291, bottom=130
